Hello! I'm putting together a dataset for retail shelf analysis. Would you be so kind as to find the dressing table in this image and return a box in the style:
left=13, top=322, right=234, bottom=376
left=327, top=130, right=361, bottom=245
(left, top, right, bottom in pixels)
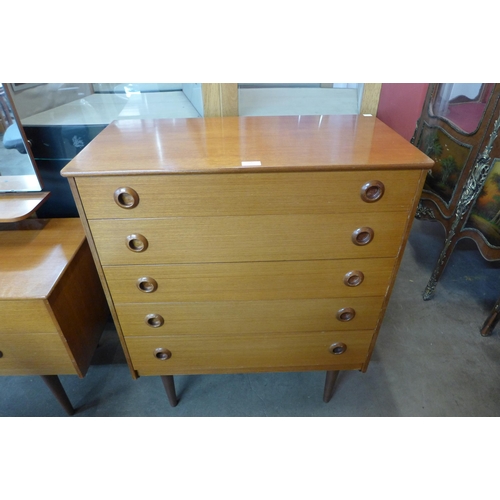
left=0, top=85, right=109, bottom=415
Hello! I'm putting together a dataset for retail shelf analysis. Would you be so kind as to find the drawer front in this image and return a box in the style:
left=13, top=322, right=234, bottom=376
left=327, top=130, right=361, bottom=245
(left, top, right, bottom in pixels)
left=0, top=301, right=56, bottom=334
left=125, top=331, right=374, bottom=375
left=115, top=296, right=385, bottom=336
left=0, top=333, right=75, bottom=375
left=76, top=170, right=422, bottom=219
left=89, top=212, right=410, bottom=265
left=104, top=258, right=396, bottom=303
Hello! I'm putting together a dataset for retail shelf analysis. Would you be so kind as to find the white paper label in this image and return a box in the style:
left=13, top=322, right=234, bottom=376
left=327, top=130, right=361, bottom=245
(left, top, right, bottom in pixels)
left=241, top=161, right=262, bottom=166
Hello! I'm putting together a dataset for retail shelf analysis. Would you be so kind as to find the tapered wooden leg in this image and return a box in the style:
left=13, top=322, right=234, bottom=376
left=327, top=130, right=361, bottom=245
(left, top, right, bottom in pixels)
left=481, top=298, right=500, bottom=336
left=323, top=370, right=340, bottom=403
left=161, top=375, right=179, bottom=407
left=40, top=375, right=75, bottom=416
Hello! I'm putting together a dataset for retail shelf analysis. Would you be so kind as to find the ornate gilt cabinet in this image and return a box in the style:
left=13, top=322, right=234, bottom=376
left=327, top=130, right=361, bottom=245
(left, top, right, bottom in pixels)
left=61, top=115, right=432, bottom=404
left=411, top=83, right=500, bottom=303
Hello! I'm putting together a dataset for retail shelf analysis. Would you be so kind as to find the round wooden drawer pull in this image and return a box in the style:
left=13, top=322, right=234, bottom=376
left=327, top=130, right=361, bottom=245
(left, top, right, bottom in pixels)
left=154, top=348, right=172, bottom=360
left=145, top=313, right=164, bottom=328
left=360, top=180, right=385, bottom=203
left=343, top=270, right=364, bottom=287
left=137, top=277, right=158, bottom=293
left=329, top=343, right=347, bottom=355
left=336, top=307, right=355, bottom=322
left=352, top=227, right=374, bottom=246
left=114, top=187, right=139, bottom=209
left=126, top=234, right=149, bottom=252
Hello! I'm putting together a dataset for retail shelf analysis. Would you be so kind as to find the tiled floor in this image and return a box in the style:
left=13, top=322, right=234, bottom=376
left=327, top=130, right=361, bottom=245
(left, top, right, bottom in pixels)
left=2, top=217, right=500, bottom=417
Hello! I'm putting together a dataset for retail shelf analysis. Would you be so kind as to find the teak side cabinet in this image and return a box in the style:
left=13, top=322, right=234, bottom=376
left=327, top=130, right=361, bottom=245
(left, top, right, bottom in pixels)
left=61, top=115, right=433, bottom=405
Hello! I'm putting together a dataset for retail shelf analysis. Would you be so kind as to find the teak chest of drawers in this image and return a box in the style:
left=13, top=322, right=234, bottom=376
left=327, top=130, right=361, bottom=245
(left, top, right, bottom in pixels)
left=61, top=115, right=433, bottom=405
left=0, top=218, right=109, bottom=414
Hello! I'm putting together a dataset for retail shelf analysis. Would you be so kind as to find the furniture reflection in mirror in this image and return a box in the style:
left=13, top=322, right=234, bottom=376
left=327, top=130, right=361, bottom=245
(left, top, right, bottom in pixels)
left=5, top=83, right=202, bottom=218
left=0, top=84, right=50, bottom=221
left=412, top=83, right=500, bottom=300
left=1, top=85, right=43, bottom=191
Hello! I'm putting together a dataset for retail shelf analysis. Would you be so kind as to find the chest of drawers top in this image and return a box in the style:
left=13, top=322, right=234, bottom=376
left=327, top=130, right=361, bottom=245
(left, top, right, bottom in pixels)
left=61, top=115, right=433, bottom=178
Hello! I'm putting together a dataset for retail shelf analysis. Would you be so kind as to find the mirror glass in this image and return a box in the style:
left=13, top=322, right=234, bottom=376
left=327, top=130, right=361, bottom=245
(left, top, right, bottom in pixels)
left=8, top=83, right=202, bottom=129
left=0, top=84, right=42, bottom=192
left=238, top=83, right=364, bottom=116
left=430, top=83, right=494, bottom=134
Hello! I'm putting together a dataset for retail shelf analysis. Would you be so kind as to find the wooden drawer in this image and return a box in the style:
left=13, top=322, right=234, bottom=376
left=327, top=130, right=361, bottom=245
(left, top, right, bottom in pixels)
left=0, top=332, right=76, bottom=375
left=125, top=331, right=374, bottom=375
left=89, top=211, right=410, bottom=265
left=115, top=296, right=385, bottom=336
left=76, top=170, right=422, bottom=219
left=0, top=301, right=56, bottom=334
left=104, top=258, right=396, bottom=303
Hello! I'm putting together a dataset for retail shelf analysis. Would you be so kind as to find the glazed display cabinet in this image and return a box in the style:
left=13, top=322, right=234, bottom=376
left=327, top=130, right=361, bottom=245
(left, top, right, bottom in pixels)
left=412, top=83, right=500, bottom=304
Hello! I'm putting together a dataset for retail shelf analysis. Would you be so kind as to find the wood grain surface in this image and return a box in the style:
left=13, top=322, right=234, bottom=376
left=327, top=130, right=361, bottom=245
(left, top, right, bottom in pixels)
left=0, top=332, right=75, bottom=375
left=76, top=169, right=421, bottom=219
left=0, top=192, right=50, bottom=223
left=125, top=330, right=374, bottom=375
left=0, top=300, right=55, bottom=333
left=89, top=211, right=410, bottom=265
left=115, top=296, right=385, bottom=337
left=104, top=258, right=396, bottom=303
left=0, top=218, right=85, bottom=299
left=61, top=115, right=433, bottom=177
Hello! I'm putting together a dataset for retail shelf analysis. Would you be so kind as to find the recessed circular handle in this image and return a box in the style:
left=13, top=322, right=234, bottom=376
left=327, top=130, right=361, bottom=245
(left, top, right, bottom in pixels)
left=126, top=234, right=149, bottom=252
left=145, top=313, right=164, bottom=328
left=136, top=276, right=158, bottom=293
left=336, top=307, right=355, bottom=322
left=154, top=348, right=172, bottom=360
left=114, top=187, right=139, bottom=209
left=360, top=180, right=385, bottom=203
left=352, top=227, right=374, bottom=246
left=329, top=343, right=347, bottom=355
left=343, top=270, right=365, bottom=287
left=0, top=351, right=3, bottom=359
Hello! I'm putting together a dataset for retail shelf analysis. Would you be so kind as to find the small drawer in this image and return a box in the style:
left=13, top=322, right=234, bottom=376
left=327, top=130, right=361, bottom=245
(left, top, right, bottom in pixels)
left=76, top=170, right=422, bottom=220
left=104, top=258, right=396, bottom=303
left=0, top=332, right=76, bottom=375
left=89, top=211, right=410, bottom=265
left=125, top=331, right=375, bottom=375
left=115, top=296, right=385, bottom=337
left=0, top=301, right=56, bottom=334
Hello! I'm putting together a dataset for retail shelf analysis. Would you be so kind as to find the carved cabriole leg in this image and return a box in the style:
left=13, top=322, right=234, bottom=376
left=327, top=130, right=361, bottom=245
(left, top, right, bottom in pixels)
left=422, top=234, right=460, bottom=300
left=40, top=375, right=75, bottom=416
left=480, top=298, right=500, bottom=336
left=161, top=375, right=179, bottom=407
left=323, top=370, right=340, bottom=403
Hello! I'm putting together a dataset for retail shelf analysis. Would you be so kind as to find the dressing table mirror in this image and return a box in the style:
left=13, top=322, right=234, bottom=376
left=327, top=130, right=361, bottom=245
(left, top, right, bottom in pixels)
left=0, top=83, right=49, bottom=222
